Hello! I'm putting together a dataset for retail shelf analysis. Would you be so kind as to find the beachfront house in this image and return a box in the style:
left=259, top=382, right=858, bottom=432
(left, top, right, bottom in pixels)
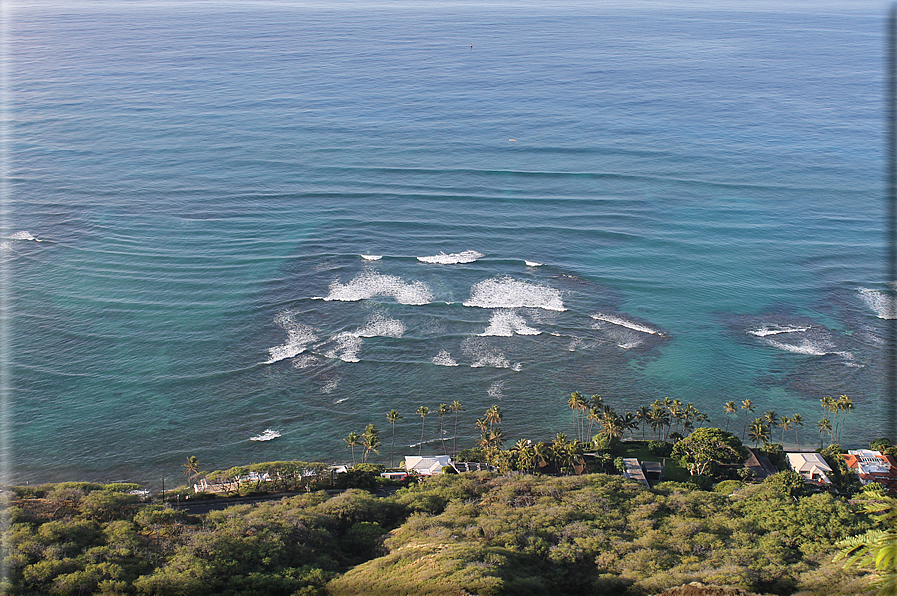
left=843, top=449, right=897, bottom=491
left=404, top=455, right=452, bottom=476
left=786, top=452, right=833, bottom=485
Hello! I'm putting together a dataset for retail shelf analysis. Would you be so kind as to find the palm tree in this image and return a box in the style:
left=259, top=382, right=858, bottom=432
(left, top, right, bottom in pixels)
left=779, top=415, right=792, bottom=444
left=416, top=406, right=429, bottom=456
left=836, top=395, right=854, bottom=443
left=450, top=400, right=464, bottom=456
left=791, top=413, right=804, bottom=449
left=344, top=432, right=361, bottom=465
left=438, top=403, right=450, bottom=454
left=636, top=406, right=651, bottom=440
left=723, top=401, right=737, bottom=432
left=183, top=456, right=202, bottom=485
left=649, top=403, right=670, bottom=441
left=741, top=399, right=755, bottom=440
left=599, top=408, right=625, bottom=442
left=361, top=423, right=381, bottom=463
left=764, top=410, right=779, bottom=436
left=386, top=410, right=402, bottom=467
left=568, top=391, right=587, bottom=442
left=818, top=418, right=832, bottom=449
left=485, top=404, right=503, bottom=430
left=696, top=412, right=710, bottom=428
left=747, top=418, right=770, bottom=448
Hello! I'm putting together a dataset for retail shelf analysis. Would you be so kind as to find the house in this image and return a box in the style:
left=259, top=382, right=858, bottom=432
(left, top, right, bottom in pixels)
left=744, top=448, right=778, bottom=480
left=843, top=449, right=897, bottom=491
left=404, top=455, right=452, bottom=476
left=786, top=452, right=833, bottom=485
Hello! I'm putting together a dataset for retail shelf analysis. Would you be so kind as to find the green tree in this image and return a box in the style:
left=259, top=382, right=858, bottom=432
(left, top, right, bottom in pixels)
left=741, top=398, right=755, bottom=441
left=438, top=403, right=450, bottom=454
left=567, top=391, right=587, bottom=442
left=450, top=400, right=464, bottom=456
left=417, top=406, right=429, bottom=456
left=345, top=431, right=361, bottom=465
left=671, top=427, right=747, bottom=477
left=723, top=401, right=737, bottom=432
left=361, top=423, right=381, bottom=464
left=747, top=418, right=770, bottom=448
left=386, top=410, right=403, bottom=467
left=791, top=413, right=804, bottom=449
left=182, top=456, right=202, bottom=486
left=818, top=417, right=833, bottom=448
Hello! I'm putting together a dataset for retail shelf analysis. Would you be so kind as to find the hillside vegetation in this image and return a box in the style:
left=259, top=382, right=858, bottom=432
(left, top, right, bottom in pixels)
left=2, top=471, right=875, bottom=595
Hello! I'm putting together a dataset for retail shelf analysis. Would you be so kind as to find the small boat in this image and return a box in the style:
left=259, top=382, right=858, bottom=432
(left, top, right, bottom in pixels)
left=250, top=429, right=281, bottom=442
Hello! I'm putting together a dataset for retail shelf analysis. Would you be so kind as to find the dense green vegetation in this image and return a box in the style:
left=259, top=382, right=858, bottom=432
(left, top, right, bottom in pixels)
left=1, top=469, right=877, bottom=595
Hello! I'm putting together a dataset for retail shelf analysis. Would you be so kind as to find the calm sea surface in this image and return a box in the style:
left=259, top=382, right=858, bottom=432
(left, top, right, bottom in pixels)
left=5, top=1, right=891, bottom=486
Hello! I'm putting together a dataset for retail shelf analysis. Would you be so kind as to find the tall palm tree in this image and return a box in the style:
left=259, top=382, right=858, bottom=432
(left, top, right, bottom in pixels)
left=183, top=456, right=202, bottom=485
left=741, top=399, right=755, bottom=440
left=568, top=391, right=587, bottom=442
left=450, top=400, right=464, bottom=456
left=485, top=404, right=503, bottom=430
left=818, top=418, right=832, bottom=449
left=723, top=401, right=737, bottom=432
left=696, top=412, right=710, bottom=428
left=791, top=413, right=804, bottom=449
left=747, top=418, right=770, bottom=448
left=649, top=403, right=670, bottom=440
left=779, top=415, right=792, bottom=444
left=344, top=432, right=361, bottom=465
left=416, top=406, right=429, bottom=456
left=361, top=423, right=381, bottom=463
left=386, top=410, right=402, bottom=467
left=438, top=403, right=450, bottom=454
left=764, top=410, right=779, bottom=436
left=836, top=395, right=854, bottom=443
left=636, top=406, right=651, bottom=440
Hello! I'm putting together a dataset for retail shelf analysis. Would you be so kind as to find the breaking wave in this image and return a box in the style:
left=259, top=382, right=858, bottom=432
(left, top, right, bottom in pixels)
left=525, top=261, right=542, bottom=267
left=7, top=230, right=40, bottom=241
left=747, top=324, right=811, bottom=337
left=417, top=250, right=483, bottom=264
left=480, top=310, right=541, bottom=337
left=292, top=355, right=320, bottom=369
left=591, top=313, right=664, bottom=336
left=488, top=381, right=505, bottom=399
left=432, top=350, right=459, bottom=367
left=859, top=288, right=897, bottom=319
left=464, top=276, right=565, bottom=311
left=322, top=378, right=340, bottom=394
left=322, top=271, right=433, bottom=305
left=360, top=254, right=382, bottom=261
left=324, top=332, right=363, bottom=363
left=354, top=313, right=406, bottom=338
left=266, top=313, right=318, bottom=364
left=462, top=338, right=511, bottom=369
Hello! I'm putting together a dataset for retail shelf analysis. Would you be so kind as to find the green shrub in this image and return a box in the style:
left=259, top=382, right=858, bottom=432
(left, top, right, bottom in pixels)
left=714, top=479, right=745, bottom=494
left=648, top=440, right=672, bottom=457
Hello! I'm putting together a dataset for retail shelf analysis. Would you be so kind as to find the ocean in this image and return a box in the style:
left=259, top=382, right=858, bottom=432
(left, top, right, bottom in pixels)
left=5, top=0, right=891, bottom=487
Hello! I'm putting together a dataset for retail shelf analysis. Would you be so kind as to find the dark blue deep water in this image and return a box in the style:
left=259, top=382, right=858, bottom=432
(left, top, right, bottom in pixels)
left=6, top=0, right=891, bottom=486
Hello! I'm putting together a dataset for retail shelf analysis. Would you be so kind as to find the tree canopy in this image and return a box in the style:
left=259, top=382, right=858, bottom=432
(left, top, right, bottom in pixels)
left=671, top=427, right=747, bottom=477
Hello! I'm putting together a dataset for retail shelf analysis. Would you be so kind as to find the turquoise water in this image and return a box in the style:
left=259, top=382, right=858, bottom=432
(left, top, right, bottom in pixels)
left=5, top=1, right=891, bottom=486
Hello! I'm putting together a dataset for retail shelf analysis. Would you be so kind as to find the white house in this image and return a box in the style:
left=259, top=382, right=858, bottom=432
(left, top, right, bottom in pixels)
left=404, top=455, right=452, bottom=476
left=786, top=452, right=832, bottom=485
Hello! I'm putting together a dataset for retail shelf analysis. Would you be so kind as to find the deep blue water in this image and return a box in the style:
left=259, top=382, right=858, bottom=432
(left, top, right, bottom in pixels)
left=5, top=0, right=892, bottom=486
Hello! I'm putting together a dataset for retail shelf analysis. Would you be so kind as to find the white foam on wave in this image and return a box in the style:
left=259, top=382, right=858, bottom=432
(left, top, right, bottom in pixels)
left=266, top=313, right=318, bottom=364
left=525, top=261, right=542, bottom=267
left=591, top=313, right=663, bottom=336
left=432, top=350, right=459, bottom=366
left=464, top=276, right=566, bottom=311
left=480, top=310, right=541, bottom=337
left=762, top=338, right=829, bottom=356
left=0, top=242, right=10, bottom=251
left=322, top=378, right=340, bottom=394
left=354, top=313, right=406, bottom=338
left=462, top=337, right=510, bottom=369
left=417, top=250, right=484, bottom=265
left=747, top=324, right=811, bottom=337
left=361, top=254, right=382, bottom=261
left=8, top=230, right=40, bottom=241
left=324, top=332, right=363, bottom=363
left=324, top=271, right=433, bottom=305
left=859, top=288, right=897, bottom=319
left=511, top=362, right=522, bottom=371
left=292, top=355, right=320, bottom=369
left=488, top=381, right=505, bottom=399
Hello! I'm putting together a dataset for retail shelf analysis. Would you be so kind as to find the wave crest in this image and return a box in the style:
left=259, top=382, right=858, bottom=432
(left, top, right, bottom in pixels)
left=859, top=288, right=897, bottom=319
left=417, top=250, right=483, bottom=264
left=324, top=272, right=433, bottom=305
left=432, top=350, right=459, bottom=367
left=266, top=313, right=318, bottom=364
left=480, top=310, right=541, bottom=337
left=464, top=276, right=565, bottom=311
